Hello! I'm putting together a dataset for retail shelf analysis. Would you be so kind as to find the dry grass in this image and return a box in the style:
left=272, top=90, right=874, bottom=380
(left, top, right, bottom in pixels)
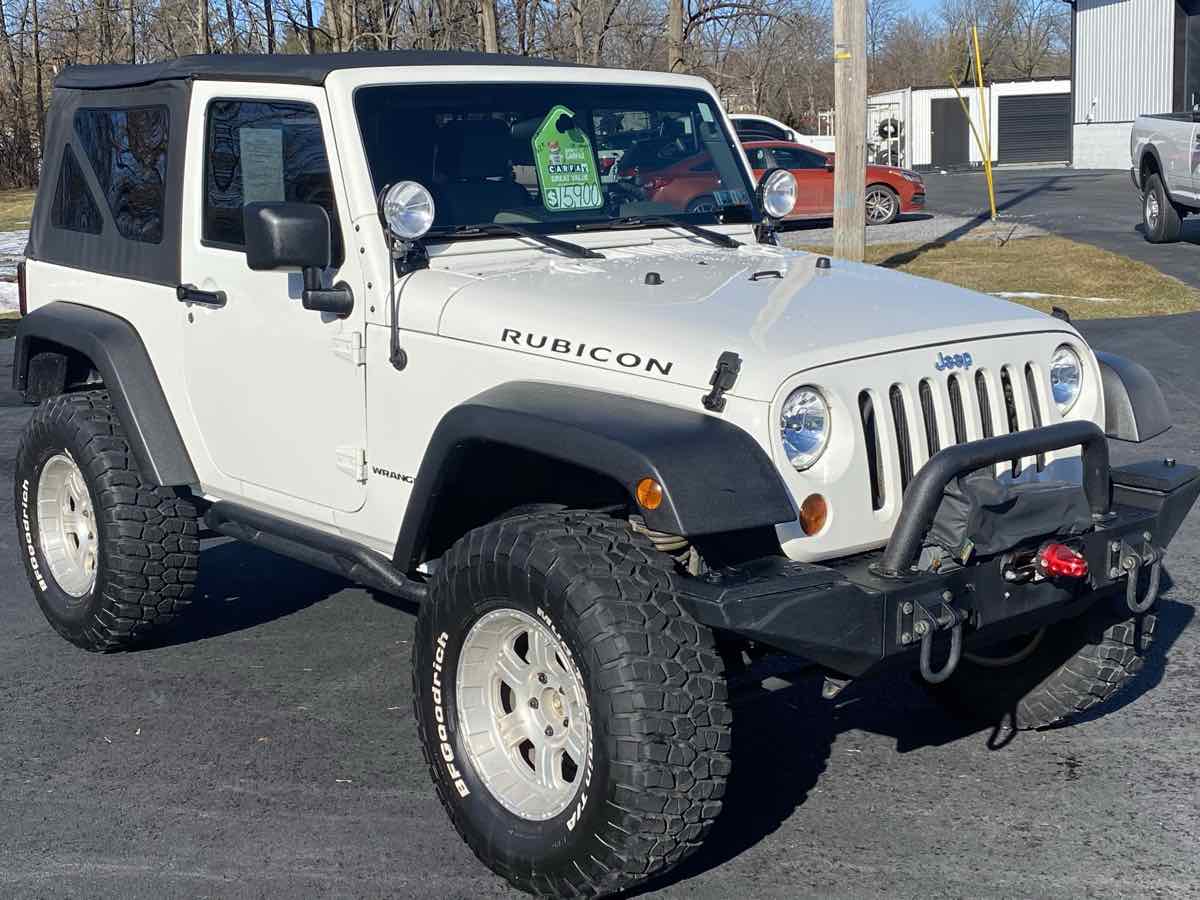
left=0, top=189, right=34, bottom=232
left=800, top=235, right=1200, bottom=319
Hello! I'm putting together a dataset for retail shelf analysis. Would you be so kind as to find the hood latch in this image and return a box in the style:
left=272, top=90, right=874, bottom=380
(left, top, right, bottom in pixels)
left=702, top=351, right=742, bottom=413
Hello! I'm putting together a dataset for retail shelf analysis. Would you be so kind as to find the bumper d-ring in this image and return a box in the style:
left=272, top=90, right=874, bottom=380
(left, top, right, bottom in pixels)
left=919, top=612, right=963, bottom=684
left=1126, top=548, right=1164, bottom=615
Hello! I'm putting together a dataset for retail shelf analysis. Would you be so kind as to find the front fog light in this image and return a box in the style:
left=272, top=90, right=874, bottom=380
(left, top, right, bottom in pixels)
left=1050, top=345, right=1083, bottom=413
left=781, top=386, right=830, bottom=471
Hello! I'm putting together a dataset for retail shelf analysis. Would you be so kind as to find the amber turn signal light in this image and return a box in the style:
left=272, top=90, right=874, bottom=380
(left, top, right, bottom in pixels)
left=636, top=477, right=664, bottom=510
left=799, top=494, right=828, bottom=535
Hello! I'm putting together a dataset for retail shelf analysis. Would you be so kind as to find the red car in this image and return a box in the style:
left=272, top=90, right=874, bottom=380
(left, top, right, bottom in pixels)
left=743, top=140, right=925, bottom=225
left=614, top=148, right=729, bottom=213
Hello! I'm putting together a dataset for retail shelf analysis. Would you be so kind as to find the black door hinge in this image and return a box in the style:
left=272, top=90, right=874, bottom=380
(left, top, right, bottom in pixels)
left=702, top=351, right=742, bottom=413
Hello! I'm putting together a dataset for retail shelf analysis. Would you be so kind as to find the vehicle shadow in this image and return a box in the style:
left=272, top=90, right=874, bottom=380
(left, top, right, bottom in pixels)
left=145, top=538, right=351, bottom=648
left=1132, top=220, right=1200, bottom=245
left=779, top=212, right=934, bottom=234
left=626, top=566, right=1193, bottom=896
left=887, top=172, right=1090, bottom=265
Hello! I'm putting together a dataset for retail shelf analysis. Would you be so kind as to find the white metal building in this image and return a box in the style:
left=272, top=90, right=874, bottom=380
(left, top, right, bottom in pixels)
left=868, top=78, right=1072, bottom=170
left=1071, top=0, right=1191, bottom=169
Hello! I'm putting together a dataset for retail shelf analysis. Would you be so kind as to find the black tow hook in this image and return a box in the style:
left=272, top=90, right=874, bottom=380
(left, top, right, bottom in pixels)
left=1124, top=545, right=1164, bottom=614
left=916, top=597, right=966, bottom=684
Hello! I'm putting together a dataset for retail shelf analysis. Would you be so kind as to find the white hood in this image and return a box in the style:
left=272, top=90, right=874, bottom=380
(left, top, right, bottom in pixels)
left=432, top=241, right=1068, bottom=401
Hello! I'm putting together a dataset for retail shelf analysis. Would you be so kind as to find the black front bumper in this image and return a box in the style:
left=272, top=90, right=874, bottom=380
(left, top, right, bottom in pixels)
left=679, top=424, right=1200, bottom=679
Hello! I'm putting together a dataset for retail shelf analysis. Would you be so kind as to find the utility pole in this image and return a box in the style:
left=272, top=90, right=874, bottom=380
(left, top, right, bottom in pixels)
left=832, top=0, right=867, bottom=261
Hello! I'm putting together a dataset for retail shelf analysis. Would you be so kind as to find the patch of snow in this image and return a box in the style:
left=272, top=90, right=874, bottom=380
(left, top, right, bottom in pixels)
left=0, top=230, right=27, bottom=256
left=994, top=290, right=1123, bottom=304
left=0, top=229, right=27, bottom=311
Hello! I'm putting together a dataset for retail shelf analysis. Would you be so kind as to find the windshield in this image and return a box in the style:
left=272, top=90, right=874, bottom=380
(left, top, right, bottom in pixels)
left=354, top=83, right=757, bottom=238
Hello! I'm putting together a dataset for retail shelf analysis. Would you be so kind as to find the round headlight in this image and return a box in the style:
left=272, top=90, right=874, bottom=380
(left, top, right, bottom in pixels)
left=382, top=181, right=435, bottom=241
left=759, top=168, right=798, bottom=220
left=1050, top=344, right=1083, bottom=413
left=781, top=386, right=830, bottom=471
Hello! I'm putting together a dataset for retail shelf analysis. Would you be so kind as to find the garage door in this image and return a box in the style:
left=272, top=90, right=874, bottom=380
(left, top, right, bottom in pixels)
left=997, top=94, right=1070, bottom=164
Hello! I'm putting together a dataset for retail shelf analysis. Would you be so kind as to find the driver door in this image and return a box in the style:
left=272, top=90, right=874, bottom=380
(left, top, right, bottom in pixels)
left=179, top=85, right=367, bottom=513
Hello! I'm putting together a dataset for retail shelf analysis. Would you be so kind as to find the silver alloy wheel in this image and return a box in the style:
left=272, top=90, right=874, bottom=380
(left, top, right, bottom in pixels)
left=865, top=188, right=896, bottom=225
left=37, top=452, right=99, bottom=598
left=1145, top=191, right=1160, bottom=231
left=456, top=608, right=591, bottom=821
left=963, top=627, right=1046, bottom=668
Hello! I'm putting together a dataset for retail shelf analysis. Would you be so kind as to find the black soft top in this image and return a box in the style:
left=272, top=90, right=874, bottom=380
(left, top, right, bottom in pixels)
left=55, top=50, right=578, bottom=90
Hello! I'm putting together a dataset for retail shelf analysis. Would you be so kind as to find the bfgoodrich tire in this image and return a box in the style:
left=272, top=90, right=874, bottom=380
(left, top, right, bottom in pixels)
left=413, top=510, right=731, bottom=898
left=14, top=391, right=200, bottom=651
left=1143, top=173, right=1183, bottom=243
left=927, top=588, right=1154, bottom=730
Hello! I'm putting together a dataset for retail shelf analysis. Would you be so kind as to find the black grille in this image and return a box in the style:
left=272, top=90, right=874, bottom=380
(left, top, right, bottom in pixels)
left=889, top=385, right=913, bottom=492
left=975, top=370, right=994, bottom=438
left=859, top=391, right=885, bottom=510
left=948, top=375, right=967, bottom=444
left=854, top=357, right=1052, bottom=512
left=1001, top=367, right=1022, bottom=477
left=1025, top=364, right=1046, bottom=472
left=919, top=379, right=940, bottom=456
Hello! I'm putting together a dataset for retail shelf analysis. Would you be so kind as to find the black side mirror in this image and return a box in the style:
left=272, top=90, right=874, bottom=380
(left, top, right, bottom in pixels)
left=243, top=202, right=353, bottom=318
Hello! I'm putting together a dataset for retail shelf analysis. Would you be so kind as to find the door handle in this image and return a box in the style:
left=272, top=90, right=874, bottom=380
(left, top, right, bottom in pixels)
left=177, top=284, right=227, bottom=307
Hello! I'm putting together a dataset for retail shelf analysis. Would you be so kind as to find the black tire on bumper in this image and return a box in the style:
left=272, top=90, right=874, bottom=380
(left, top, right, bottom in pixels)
left=925, top=587, right=1155, bottom=729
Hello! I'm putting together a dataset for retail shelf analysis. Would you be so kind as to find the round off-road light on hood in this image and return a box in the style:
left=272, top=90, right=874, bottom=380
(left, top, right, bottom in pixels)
left=382, top=181, right=435, bottom=241
left=758, top=168, right=797, bottom=220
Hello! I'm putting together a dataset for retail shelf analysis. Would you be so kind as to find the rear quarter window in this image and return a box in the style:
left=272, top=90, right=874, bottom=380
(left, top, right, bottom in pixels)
left=74, top=106, right=169, bottom=243
left=50, top=145, right=104, bottom=234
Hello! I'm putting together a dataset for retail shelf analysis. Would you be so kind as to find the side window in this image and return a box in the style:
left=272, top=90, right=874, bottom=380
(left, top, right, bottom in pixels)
left=203, top=99, right=343, bottom=265
left=771, top=147, right=826, bottom=170
left=50, top=145, right=103, bottom=234
left=746, top=148, right=771, bottom=169
left=74, top=106, right=169, bottom=243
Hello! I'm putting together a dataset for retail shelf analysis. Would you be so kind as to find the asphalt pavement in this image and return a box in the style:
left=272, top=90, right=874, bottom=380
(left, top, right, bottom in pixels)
left=922, top=167, right=1200, bottom=289
left=1, top=316, right=1198, bottom=899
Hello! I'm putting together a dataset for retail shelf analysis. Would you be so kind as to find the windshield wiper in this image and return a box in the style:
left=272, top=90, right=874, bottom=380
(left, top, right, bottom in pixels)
left=576, top=215, right=741, bottom=249
left=430, top=223, right=604, bottom=259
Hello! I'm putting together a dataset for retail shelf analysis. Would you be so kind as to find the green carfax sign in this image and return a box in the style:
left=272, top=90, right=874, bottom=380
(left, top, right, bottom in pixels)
left=531, top=105, right=604, bottom=212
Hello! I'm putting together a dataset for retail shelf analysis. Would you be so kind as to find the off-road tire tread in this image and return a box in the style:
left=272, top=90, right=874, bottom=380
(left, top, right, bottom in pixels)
left=933, top=596, right=1155, bottom=730
left=1014, top=613, right=1155, bottom=728
left=17, top=390, right=199, bottom=651
left=413, top=510, right=731, bottom=898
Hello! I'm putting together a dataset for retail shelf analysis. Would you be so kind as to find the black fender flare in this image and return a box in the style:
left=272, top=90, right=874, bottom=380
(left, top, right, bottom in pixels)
left=392, top=382, right=796, bottom=571
left=13, top=302, right=198, bottom=487
left=1136, top=145, right=1164, bottom=191
left=1095, top=351, right=1170, bottom=443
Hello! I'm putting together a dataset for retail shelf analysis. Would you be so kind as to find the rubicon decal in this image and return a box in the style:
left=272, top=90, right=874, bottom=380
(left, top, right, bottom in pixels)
left=500, top=328, right=674, bottom=376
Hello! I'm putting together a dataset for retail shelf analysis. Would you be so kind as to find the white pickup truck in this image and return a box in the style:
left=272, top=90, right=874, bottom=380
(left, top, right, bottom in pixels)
left=1130, top=112, right=1200, bottom=242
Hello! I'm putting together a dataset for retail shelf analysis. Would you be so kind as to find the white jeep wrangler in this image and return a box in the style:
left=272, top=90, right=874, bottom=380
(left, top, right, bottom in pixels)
left=13, top=51, right=1199, bottom=898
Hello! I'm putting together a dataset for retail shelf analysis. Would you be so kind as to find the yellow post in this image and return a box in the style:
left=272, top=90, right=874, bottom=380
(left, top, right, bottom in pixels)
left=972, top=26, right=997, bottom=222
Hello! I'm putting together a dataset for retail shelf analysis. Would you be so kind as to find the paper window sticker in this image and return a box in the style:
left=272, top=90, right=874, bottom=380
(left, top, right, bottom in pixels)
left=240, top=128, right=285, bottom=204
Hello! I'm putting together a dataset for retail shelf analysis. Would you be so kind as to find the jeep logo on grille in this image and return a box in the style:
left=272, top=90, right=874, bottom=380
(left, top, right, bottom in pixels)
left=934, top=351, right=973, bottom=372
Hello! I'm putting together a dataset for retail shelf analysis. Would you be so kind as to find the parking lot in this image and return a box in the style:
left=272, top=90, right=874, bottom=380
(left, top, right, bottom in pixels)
left=1, top=307, right=1198, bottom=898
left=922, top=167, right=1200, bottom=289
